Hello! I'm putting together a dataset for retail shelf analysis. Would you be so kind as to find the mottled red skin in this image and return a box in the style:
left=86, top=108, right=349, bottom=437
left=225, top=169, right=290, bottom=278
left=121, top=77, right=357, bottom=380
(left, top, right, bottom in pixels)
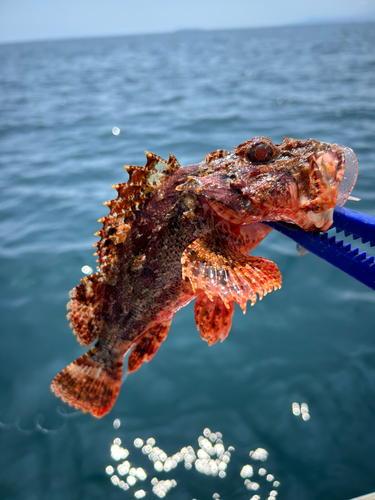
left=51, top=137, right=346, bottom=417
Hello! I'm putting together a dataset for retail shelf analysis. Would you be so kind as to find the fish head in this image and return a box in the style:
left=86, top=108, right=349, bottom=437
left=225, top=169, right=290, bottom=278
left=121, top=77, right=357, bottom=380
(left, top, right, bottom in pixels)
left=184, top=137, right=357, bottom=231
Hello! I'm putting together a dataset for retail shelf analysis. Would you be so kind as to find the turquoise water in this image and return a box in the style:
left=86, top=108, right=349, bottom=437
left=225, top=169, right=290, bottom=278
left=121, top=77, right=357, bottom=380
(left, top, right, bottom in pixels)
left=1, top=22, right=375, bottom=500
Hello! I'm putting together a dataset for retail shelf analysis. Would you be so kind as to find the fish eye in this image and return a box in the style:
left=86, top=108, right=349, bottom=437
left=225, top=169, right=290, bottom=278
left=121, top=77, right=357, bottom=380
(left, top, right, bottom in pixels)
left=246, top=143, right=273, bottom=163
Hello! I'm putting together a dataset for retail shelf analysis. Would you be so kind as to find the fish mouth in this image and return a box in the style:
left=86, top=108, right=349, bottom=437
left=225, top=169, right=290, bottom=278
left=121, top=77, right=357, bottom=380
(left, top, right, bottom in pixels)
left=312, top=143, right=358, bottom=205
left=337, top=146, right=358, bottom=206
left=303, top=144, right=358, bottom=231
left=306, top=207, right=334, bottom=232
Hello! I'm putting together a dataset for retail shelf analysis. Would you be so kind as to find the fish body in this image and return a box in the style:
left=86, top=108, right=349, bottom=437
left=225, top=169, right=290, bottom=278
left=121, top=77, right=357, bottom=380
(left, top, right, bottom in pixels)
left=51, top=137, right=346, bottom=417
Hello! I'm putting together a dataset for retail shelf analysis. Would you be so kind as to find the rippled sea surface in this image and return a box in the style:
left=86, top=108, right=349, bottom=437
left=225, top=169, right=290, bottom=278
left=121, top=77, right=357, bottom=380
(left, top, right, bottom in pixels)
left=1, top=22, right=375, bottom=500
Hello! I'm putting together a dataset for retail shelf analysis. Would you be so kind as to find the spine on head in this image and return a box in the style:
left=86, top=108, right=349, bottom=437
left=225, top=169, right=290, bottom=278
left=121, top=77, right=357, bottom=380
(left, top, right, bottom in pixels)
left=51, top=344, right=124, bottom=418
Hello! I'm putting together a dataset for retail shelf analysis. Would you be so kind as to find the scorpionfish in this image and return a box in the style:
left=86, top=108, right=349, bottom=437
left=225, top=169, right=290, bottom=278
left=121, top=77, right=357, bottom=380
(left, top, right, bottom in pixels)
left=51, top=136, right=348, bottom=417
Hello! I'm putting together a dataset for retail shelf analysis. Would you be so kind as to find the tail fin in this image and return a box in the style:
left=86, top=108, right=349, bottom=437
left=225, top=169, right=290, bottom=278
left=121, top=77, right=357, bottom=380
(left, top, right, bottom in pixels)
left=51, top=345, right=124, bottom=418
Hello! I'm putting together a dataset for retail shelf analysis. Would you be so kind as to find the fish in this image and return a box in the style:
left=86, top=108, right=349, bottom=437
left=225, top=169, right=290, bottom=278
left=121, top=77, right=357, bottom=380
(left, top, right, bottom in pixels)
left=51, top=136, right=348, bottom=417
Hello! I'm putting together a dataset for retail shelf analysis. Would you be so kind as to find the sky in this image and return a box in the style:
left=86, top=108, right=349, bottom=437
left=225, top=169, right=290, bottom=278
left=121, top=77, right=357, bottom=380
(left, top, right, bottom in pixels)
left=0, top=0, right=375, bottom=44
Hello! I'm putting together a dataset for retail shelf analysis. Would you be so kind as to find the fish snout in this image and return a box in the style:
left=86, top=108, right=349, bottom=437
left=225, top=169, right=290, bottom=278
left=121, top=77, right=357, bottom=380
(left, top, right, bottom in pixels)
left=303, top=144, right=358, bottom=231
left=312, top=143, right=358, bottom=205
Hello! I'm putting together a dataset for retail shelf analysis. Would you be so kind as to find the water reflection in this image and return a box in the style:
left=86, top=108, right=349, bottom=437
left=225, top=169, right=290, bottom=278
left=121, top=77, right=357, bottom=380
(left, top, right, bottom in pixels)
left=81, top=265, right=93, bottom=275
left=292, top=402, right=311, bottom=421
left=135, top=490, right=147, bottom=498
left=106, top=420, right=281, bottom=498
left=249, top=448, right=269, bottom=461
left=0, top=409, right=69, bottom=435
left=152, top=479, right=177, bottom=497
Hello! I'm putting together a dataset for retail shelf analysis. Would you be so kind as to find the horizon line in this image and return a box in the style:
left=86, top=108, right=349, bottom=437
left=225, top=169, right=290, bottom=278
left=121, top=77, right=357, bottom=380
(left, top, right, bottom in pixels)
left=1, top=16, right=374, bottom=47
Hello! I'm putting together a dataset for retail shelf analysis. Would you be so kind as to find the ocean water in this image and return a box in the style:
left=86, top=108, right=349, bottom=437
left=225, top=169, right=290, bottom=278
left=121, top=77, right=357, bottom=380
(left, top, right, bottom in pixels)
left=1, top=22, right=375, bottom=500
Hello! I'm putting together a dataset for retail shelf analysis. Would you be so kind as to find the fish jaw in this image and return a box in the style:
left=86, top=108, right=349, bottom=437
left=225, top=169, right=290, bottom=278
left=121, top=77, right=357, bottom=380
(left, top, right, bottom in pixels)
left=285, top=141, right=356, bottom=231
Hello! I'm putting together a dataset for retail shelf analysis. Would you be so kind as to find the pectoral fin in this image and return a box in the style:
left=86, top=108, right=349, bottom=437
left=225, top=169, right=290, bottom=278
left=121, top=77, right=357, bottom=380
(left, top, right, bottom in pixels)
left=182, top=233, right=282, bottom=312
left=195, top=292, right=234, bottom=345
left=127, top=321, right=171, bottom=373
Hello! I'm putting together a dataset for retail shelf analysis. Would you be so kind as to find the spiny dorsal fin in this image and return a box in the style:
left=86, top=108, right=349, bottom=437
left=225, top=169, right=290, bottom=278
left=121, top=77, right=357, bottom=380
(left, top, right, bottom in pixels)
left=168, top=153, right=180, bottom=172
left=94, top=151, right=180, bottom=284
left=205, top=149, right=229, bottom=163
